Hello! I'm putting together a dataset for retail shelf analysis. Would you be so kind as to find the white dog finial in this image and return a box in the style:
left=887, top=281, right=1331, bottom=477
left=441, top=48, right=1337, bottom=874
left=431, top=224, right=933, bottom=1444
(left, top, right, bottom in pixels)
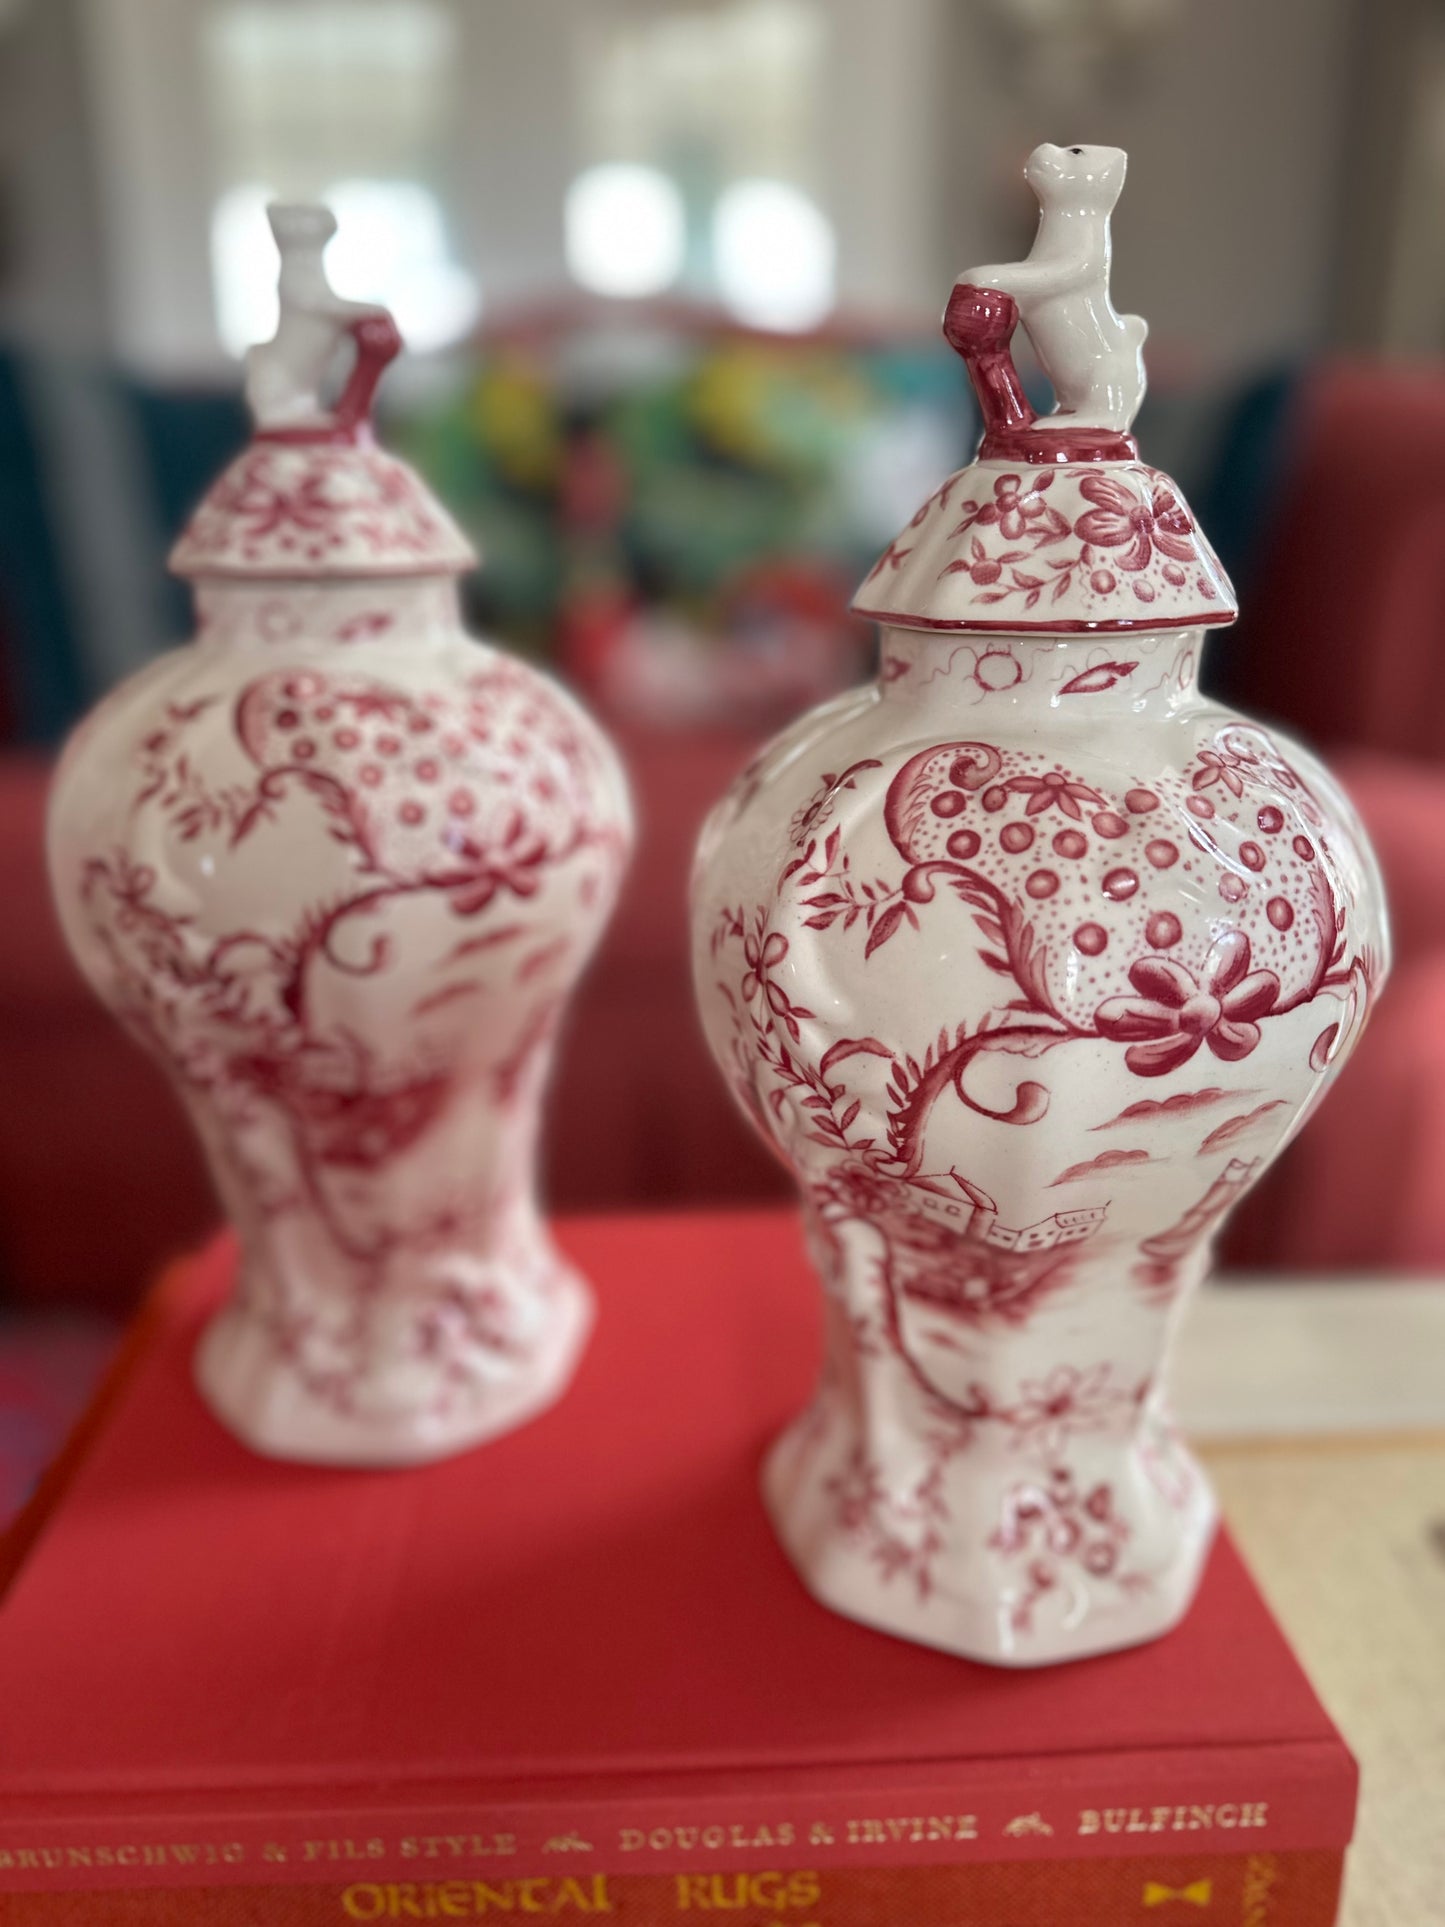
left=244, top=204, right=400, bottom=436
left=955, top=142, right=1147, bottom=434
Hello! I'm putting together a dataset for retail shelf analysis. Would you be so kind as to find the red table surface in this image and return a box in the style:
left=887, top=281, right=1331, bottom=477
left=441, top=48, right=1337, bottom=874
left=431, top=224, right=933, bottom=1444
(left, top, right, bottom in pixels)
left=0, top=1207, right=1346, bottom=1810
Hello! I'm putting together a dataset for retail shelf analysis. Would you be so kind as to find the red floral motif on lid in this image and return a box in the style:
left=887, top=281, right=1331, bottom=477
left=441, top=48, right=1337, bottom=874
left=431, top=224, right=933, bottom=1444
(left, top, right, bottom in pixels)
left=855, top=460, right=1236, bottom=631
left=1073, top=475, right=1197, bottom=574
left=951, top=473, right=1070, bottom=545
left=170, top=441, right=475, bottom=580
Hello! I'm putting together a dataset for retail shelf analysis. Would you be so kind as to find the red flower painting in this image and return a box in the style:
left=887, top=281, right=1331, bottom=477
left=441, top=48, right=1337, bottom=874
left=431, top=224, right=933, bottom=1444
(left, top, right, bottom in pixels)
left=1094, top=932, right=1280, bottom=1076
left=1074, top=475, right=1196, bottom=573
left=1003, top=769, right=1107, bottom=819
left=953, top=473, right=1070, bottom=545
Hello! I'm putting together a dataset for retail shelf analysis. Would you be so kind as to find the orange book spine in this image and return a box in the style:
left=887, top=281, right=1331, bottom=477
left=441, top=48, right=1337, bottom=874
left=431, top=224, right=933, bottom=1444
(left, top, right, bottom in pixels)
left=0, top=1849, right=1344, bottom=1924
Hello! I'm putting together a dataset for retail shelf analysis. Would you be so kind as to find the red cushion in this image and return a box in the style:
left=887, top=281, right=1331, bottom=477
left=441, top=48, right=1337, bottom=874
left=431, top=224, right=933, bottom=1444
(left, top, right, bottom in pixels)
left=1330, top=749, right=1445, bottom=960
left=546, top=721, right=787, bottom=1210
left=1230, top=951, right=1445, bottom=1270
left=1224, top=749, right=1445, bottom=1266
left=1230, top=362, right=1445, bottom=758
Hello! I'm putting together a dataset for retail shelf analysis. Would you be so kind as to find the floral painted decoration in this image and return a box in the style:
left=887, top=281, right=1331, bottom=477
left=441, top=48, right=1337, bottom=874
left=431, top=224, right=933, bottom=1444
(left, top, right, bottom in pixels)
left=854, top=463, right=1236, bottom=633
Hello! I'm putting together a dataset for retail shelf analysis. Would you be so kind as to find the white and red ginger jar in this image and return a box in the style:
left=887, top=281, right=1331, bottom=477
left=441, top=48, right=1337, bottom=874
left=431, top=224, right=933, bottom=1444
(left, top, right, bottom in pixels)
left=48, top=206, right=632, bottom=1465
left=691, top=144, right=1389, bottom=1664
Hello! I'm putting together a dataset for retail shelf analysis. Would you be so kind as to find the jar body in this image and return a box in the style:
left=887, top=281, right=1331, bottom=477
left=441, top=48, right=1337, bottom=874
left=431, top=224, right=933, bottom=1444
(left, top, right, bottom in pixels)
left=691, top=626, right=1387, bottom=1663
left=49, top=579, right=631, bottom=1464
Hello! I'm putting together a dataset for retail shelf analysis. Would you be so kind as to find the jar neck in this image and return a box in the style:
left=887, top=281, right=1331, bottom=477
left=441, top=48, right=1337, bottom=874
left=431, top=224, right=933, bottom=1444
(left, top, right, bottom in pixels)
left=192, top=575, right=462, bottom=649
left=877, top=625, right=1209, bottom=723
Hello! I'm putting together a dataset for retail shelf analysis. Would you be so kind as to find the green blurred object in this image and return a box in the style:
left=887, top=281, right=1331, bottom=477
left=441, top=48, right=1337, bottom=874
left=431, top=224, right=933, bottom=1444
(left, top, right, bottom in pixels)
left=392, top=317, right=974, bottom=725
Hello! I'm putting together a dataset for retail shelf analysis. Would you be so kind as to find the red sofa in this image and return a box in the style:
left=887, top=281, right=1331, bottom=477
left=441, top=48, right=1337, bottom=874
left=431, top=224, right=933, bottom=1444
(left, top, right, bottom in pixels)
left=1219, top=363, right=1445, bottom=1268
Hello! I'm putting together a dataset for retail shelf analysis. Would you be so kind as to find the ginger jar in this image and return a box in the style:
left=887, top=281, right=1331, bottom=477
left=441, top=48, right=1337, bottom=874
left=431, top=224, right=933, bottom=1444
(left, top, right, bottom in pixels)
left=690, top=145, right=1388, bottom=1663
left=48, top=207, right=632, bottom=1465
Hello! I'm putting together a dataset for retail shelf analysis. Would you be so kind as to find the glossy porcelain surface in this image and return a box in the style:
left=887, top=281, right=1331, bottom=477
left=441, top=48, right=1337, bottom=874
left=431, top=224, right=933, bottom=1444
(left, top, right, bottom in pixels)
left=690, top=145, right=1388, bottom=1664
left=851, top=457, right=1235, bottom=634
left=48, top=208, right=632, bottom=1465
left=968, top=140, right=1148, bottom=434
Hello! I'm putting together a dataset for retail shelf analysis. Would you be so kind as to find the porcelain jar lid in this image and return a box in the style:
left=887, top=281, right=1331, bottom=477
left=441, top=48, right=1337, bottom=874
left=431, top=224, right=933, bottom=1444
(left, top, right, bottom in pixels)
left=169, top=205, right=476, bottom=583
left=853, top=144, right=1236, bottom=636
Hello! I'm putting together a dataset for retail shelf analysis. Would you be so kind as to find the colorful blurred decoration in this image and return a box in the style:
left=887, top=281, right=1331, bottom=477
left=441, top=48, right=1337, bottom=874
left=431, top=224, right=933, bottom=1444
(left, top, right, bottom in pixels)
left=393, top=310, right=973, bottom=728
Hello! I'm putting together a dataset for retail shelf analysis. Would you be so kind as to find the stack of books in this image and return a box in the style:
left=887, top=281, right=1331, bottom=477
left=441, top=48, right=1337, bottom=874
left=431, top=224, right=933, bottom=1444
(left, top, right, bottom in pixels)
left=0, top=1209, right=1355, bottom=1923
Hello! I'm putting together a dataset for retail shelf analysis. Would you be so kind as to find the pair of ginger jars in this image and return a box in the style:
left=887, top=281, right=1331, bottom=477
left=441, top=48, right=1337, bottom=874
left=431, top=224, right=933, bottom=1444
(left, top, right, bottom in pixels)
left=48, top=154, right=1389, bottom=1669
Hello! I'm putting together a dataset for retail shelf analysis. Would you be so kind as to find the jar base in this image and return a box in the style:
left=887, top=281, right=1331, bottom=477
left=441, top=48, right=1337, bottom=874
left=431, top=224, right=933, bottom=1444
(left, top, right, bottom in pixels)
left=761, top=1419, right=1218, bottom=1668
left=193, top=1265, right=594, bottom=1467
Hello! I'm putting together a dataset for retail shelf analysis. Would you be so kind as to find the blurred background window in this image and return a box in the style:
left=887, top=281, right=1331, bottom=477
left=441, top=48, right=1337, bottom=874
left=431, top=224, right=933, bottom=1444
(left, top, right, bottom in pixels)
left=566, top=1, right=835, bottom=329
left=712, top=178, right=834, bottom=331
left=564, top=164, right=687, bottom=301
left=205, top=1, right=479, bottom=357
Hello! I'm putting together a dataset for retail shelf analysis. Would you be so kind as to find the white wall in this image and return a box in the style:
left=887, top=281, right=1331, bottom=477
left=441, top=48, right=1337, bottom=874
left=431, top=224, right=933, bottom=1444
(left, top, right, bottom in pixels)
left=0, top=0, right=109, bottom=354
left=937, top=0, right=1360, bottom=377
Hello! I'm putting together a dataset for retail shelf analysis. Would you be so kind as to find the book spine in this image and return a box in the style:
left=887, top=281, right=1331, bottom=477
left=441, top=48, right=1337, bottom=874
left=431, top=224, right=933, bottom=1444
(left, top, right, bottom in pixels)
left=0, top=1850, right=1346, bottom=1924
left=0, top=1740, right=1353, bottom=1893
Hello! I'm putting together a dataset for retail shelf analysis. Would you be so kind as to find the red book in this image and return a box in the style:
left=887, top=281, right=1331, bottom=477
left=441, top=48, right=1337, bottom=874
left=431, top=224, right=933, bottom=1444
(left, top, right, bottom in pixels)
left=0, top=1209, right=1353, bottom=1924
